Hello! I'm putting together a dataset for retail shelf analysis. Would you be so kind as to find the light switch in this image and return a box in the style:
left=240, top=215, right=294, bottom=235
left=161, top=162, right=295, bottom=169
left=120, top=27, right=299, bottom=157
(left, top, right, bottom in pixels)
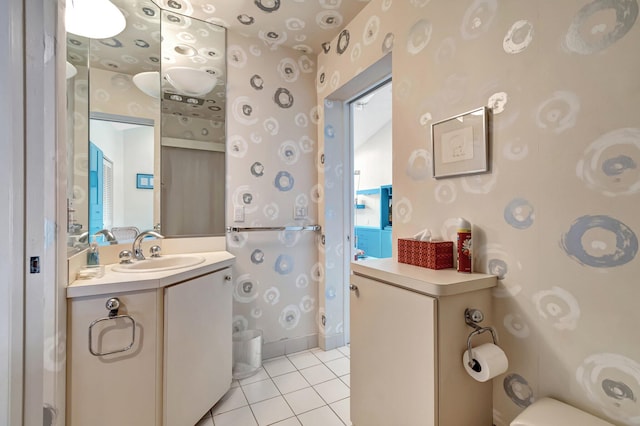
left=294, top=206, right=307, bottom=220
left=234, top=206, right=245, bottom=222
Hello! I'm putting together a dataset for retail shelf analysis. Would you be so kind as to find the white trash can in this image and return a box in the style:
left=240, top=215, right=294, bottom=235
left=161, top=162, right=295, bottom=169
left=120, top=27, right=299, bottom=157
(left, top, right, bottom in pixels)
left=232, top=329, right=262, bottom=379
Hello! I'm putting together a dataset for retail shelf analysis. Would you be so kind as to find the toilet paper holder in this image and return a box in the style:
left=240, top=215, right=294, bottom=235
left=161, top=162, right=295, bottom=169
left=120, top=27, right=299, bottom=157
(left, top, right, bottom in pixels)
left=464, top=308, right=499, bottom=371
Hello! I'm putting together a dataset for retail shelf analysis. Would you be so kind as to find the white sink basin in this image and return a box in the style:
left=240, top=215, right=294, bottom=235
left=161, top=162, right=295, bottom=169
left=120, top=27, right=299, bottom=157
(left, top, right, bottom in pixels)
left=112, top=255, right=206, bottom=273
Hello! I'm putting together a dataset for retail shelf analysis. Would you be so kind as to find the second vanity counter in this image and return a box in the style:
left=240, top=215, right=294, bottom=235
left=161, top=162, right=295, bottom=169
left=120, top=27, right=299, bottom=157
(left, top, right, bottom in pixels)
left=67, top=250, right=235, bottom=298
left=351, top=257, right=496, bottom=297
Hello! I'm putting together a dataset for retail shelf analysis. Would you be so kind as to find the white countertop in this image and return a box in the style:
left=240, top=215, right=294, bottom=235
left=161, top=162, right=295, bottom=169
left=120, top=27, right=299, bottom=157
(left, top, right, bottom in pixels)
left=351, top=258, right=496, bottom=297
left=67, top=251, right=235, bottom=299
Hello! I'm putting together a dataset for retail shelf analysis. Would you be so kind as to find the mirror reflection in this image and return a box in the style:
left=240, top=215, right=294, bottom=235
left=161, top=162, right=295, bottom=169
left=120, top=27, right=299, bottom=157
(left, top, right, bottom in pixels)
left=159, top=9, right=226, bottom=237
left=65, top=0, right=226, bottom=253
left=89, top=114, right=155, bottom=241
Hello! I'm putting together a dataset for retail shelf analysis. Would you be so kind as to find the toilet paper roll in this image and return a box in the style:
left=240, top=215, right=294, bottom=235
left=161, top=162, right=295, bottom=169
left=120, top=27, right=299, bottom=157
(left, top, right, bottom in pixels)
left=462, top=343, right=508, bottom=382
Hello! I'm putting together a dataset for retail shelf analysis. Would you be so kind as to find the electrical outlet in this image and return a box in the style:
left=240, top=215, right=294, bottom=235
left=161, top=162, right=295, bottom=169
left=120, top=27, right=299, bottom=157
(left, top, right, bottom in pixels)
left=234, top=206, right=245, bottom=222
left=294, top=206, right=307, bottom=220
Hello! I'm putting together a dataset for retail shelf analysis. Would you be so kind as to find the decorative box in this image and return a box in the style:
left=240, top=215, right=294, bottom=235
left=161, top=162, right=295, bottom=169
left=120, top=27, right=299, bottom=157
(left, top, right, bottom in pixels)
left=397, top=238, right=454, bottom=270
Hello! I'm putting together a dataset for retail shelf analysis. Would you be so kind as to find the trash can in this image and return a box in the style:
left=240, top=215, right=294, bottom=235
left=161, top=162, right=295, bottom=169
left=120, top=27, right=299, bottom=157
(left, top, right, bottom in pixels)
left=232, top=329, right=262, bottom=379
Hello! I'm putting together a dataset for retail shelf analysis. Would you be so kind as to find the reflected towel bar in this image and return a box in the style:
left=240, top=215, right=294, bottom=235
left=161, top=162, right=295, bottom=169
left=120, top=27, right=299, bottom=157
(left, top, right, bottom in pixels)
left=226, top=225, right=321, bottom=233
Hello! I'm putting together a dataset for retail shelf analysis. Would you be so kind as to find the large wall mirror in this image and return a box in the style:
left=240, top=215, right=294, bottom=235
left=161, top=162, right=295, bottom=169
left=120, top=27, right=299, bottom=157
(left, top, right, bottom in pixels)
left=66, top=0, right=226, bottom=254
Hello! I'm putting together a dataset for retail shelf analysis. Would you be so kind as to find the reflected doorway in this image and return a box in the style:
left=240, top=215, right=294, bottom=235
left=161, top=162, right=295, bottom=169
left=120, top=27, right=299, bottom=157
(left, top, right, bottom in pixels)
left=88, top=114, right=154, bottom=243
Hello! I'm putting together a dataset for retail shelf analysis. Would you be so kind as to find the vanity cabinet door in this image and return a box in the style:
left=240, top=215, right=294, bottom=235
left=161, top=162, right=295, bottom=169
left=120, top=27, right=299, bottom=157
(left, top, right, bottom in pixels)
left=67, top=289, right=160, bottom=426
left=350, top=274, right=437, bottom=426
left=163, top=269, right=232, bottom=426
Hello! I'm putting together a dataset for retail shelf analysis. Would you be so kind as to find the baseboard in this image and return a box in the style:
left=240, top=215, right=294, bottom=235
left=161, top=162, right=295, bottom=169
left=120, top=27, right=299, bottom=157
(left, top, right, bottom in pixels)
left=262, top=334, right=319, bottom=360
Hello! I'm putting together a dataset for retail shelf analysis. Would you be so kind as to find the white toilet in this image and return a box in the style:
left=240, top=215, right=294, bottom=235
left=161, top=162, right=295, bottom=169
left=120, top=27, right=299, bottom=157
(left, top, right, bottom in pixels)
left=510, top=397, right=614, bottom=426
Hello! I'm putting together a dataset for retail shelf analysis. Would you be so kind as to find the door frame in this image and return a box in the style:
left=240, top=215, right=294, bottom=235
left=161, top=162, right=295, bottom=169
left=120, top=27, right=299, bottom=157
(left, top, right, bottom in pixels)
left=322, top=54, right=392, bottom=346
left=0, top=0, right=26, bottom=424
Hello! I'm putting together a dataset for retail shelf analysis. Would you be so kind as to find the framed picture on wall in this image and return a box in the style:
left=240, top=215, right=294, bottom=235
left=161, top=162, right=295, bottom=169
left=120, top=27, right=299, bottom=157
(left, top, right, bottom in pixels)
left=431, top=106, right=489, bottom=179
left=136, top=173, right=154, bottom=189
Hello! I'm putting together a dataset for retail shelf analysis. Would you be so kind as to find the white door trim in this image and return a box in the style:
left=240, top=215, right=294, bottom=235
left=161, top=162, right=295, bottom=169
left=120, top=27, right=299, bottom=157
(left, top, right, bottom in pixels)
left=0, top=0, right=26, bottom=424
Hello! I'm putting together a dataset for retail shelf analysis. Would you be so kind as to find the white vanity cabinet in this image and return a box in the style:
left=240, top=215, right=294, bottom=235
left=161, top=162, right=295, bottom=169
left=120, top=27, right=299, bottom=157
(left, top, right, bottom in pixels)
left=350, top=259, right=497, bottom=426
left=66, top=262, right=233, bottom=426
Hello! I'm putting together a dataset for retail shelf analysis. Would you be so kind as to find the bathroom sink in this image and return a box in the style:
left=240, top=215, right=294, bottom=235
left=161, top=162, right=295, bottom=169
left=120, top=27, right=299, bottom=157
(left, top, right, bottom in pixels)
left=112, top=255, right=206, bottom=273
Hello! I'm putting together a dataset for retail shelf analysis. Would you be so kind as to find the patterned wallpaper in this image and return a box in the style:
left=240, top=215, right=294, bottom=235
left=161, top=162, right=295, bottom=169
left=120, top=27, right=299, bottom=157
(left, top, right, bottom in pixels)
left=317, top=0, right=640, bottom=425
left=153, top=0, right=370, bottom=55
left=225, top=31, right=321, bottom=351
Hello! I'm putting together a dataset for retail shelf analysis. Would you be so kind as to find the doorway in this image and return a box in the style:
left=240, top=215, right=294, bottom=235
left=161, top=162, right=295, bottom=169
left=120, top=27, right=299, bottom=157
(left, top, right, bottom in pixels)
left=351, top=80, right=393, bottom=261
left=321, top=54, right=391, bottom=350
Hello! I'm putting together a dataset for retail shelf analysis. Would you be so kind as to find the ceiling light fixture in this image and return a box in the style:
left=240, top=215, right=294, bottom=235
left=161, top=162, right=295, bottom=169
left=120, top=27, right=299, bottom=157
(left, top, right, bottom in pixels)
left=164, top=67, right=218, bottom=97
left=132, top=71, right=161, bottom=98
left=174, top=44, right=198, bottom=56
left=66, top=61, right=78, bottom=79
left=65, top=0, right=126, bottom=39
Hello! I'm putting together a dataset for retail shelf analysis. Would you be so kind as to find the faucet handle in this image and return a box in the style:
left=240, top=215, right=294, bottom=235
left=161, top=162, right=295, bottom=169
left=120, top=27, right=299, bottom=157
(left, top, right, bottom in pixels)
left=150, top=245, right=161, bottom=258
left=118, top=250, right=134, bottom=264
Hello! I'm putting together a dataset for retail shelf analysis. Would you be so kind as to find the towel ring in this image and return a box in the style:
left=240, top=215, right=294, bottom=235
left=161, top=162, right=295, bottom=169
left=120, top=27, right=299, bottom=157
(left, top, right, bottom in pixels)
left=88, top=297, right=137, bottom=357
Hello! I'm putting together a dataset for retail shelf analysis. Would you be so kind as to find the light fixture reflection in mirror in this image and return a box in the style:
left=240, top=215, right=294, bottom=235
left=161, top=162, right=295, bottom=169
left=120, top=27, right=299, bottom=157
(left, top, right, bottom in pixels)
left=133, top=71, right=161, bottom=99
left=164, top=67, right=218, bottom=97
left=65, top=0, right=126, bottom=39
left=66, top=61, right=78, bottom=79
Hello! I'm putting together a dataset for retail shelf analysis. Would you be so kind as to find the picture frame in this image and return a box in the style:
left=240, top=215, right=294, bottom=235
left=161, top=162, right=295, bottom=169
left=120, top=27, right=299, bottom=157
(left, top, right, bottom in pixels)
left=431, top=106, right=490, bottom=179
left=136, top=173, right=154, bottom=189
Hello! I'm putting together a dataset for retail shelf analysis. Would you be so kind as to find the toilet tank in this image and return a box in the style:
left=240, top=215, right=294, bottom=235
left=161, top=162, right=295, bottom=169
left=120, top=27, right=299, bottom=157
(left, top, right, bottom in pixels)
left=510, top=397, right=614, bottom=426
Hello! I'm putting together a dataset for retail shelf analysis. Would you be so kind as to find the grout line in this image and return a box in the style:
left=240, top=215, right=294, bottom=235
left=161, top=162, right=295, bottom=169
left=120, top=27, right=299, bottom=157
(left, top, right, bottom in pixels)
left=236, top=382, right=260, bottom=426
left=226, top=346, right=351, bottom=426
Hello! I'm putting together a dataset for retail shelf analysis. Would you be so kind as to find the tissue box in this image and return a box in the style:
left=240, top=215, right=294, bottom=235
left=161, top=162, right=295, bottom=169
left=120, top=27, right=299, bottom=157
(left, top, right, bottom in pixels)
left=397, top=239, right=454, bottom=270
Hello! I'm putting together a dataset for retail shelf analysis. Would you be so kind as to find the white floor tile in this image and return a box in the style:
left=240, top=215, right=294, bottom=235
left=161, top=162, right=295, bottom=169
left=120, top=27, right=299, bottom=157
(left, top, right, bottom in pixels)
left=299, top=364, right=337, bottom=385
left=250, top=396, right=295, bottom=426
left=211, top=386, right=248, bottom=415
left=195, top=411, right=214, bottom=426
left=242, top=379, right=280, bottom=404
left=330, top=397, right=351, bottom=426
left=313, top=378, right=350, bottom=404
left=272, top=371, right=311, bottom=395
left=263, top=356, right=297, bottom=378
left=337, top=346, right=350, bottom=357
left=283, top=387, right=326, bottom=415
left=311, top=348, right=344, bottom=363
left=213, top=406, right=257, bottom=426
left=239, top=368, right=270, bottom=386
left=297, top=405, right=345, bottom=426
left=230, top=379, right=240, bottom=388
left=271, top=417, right=302, bottom=426
left=339, top=374, right=350, bottom=388
left=288, top=351, right=322, bottom=370
left=324, top=357, right=350, bottom=377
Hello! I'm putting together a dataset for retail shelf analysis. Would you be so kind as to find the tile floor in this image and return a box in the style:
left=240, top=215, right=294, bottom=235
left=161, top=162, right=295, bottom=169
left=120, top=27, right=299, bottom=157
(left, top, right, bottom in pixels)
left=196, top=346, right=351, bottom=426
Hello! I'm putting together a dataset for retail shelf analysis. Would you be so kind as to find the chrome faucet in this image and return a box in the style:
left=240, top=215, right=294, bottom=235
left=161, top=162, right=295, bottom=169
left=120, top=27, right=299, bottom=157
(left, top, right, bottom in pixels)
left=132, top=230, right=164, bottom=260
left=94, top=229, right=118, bottom=245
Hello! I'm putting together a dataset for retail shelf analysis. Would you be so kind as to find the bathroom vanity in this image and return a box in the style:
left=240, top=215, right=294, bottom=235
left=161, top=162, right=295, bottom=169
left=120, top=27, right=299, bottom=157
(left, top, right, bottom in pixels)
left=66, top=251, right=235, bottom=426
left=350, top=258, right=497, bottom=426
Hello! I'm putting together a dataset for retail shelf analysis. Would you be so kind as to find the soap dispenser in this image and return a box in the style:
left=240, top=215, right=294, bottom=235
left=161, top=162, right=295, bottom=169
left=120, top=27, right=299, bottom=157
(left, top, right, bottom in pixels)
left=87, top=241, right=100, bottom=266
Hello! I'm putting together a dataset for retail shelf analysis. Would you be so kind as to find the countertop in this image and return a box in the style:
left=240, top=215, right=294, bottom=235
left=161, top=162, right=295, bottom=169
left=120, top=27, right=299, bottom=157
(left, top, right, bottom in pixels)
left=351, top=258, right=496, bottom=297
left=67, top=251, right=235, bottom=299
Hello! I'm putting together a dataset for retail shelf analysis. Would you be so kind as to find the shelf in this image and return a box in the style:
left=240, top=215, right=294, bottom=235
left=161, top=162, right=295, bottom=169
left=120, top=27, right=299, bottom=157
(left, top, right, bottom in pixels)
left=356, top=188, right=380, bottom=195
left=354, top=185, right=392, bottom=230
